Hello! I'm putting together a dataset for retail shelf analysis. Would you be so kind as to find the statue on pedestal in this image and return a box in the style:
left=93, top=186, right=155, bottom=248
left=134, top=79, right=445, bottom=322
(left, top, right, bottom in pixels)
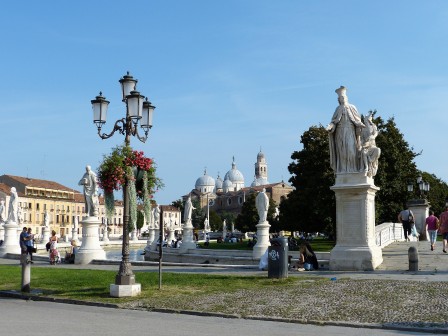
left=7, top=187, right=18, bottom=223
left=78, top=165, right=99, bottom=217
left=326, top=86, right=365, bottom=174
left=184, top=195, right=195, bottom=224
left=255, top=188, right=269, bottom=223
left=44, top=210, right=50, bottom=227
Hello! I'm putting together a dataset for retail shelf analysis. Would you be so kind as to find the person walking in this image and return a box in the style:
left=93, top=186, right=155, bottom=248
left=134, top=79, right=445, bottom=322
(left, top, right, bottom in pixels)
left=49, top=230, right=59, bottom=264
left=426, top=211, right=439, bottom=251
left=398, top=206, right=414, bottom=242
left=439, top=207, right=448, bottom=253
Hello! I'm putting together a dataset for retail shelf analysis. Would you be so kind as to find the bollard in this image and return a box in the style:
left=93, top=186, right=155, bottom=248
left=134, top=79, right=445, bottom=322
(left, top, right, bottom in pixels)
left=408, top=246, right=419, bottom=272
left=20, top=253, right=31, bottom=293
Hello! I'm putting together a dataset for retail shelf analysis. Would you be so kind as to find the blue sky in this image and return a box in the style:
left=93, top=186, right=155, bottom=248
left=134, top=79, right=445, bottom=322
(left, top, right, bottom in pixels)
left=1, top=1, right=447, bottom=204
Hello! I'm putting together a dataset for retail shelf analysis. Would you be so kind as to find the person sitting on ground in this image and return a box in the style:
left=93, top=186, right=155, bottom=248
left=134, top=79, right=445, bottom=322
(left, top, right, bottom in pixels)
left=297, top=242, right=319, bottom=271
left=65, top=240, right=78, bottom=264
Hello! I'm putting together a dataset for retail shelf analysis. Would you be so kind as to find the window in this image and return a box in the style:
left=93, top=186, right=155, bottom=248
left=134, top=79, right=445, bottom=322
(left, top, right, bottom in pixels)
left=44, top=204, right=47, bottom=210
left=28, top=203, right=32, bottom=209
left=238, top=196, right=243, bottom=205
left=227, top=198, right=232, bottom=205
left=36, top=203, right=40, bottom=211
left=56, top=215, right=59, bottom=223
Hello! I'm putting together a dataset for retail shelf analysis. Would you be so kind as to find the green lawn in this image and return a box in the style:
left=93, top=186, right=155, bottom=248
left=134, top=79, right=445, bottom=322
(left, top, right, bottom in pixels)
left=0, top=265, right=300, bottom=304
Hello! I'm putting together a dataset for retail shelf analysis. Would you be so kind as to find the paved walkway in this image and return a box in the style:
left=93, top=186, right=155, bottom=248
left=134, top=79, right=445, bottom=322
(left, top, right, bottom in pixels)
left=1, top=239, right=446, bottom=281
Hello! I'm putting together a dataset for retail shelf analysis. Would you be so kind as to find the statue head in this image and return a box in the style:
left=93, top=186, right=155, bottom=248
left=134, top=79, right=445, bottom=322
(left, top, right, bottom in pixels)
left=335, top=86, right=348, bottom=105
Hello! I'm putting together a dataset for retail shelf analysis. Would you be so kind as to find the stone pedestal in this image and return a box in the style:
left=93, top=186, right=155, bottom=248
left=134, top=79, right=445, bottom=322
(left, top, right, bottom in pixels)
left=144, top=228, right=155, bottom=254
left=252, top=221, right=271, bottom=259
left=150, top=229, right=160, bottom=252
left=42, top=226, right=50, bottom=243
left=75, top=217, right=106, bottom=264
left=329, top=173, right=383, bottom=271
left=179, top=221, right=196, bottom=252
left=102, top=228, right=110, bottom=243
left=0, top=222, right=20, bottom=257
left=0, top=223, right=4, bottom=241
left=110, top=283, right=141, bottom=297
left=166, top=228, right=176, bottom=245
left=131, top=229, right=138, bottom=242
left=407, top=199, right=429, bottom=241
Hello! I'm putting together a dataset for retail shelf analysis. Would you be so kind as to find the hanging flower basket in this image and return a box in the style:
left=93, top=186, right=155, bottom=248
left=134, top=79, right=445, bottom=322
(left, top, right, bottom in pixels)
left=97, top=144, right=163, bottom=223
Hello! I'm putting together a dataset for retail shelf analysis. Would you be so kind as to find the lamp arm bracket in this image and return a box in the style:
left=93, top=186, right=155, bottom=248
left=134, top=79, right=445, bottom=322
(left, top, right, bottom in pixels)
left=98, top=118, right=126, bottom=139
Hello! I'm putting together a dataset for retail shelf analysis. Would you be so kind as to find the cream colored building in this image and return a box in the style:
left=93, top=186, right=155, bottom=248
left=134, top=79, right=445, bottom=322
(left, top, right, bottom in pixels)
left=0, top=175, right=124, bottom=239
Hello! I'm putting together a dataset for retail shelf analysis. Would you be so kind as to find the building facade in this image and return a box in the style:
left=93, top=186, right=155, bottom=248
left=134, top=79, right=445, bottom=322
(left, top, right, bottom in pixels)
left=0, top=175, right=124, bottom=239
left=184, top=150, right=293, bottom=218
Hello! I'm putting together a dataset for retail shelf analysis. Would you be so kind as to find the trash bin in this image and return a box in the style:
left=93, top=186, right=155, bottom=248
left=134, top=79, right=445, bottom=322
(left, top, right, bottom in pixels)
left=268, top=237, right=288, bottom=278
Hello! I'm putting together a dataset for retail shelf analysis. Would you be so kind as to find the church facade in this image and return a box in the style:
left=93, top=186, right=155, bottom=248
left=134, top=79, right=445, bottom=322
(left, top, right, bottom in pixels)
left=185, top=150, right=293, bottom=217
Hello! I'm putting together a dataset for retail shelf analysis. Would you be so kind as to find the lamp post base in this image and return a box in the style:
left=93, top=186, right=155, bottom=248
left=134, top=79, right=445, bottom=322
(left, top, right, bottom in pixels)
left=110, top=283, right=141, bottom=297
left=115, top=274, right=135, bottom=286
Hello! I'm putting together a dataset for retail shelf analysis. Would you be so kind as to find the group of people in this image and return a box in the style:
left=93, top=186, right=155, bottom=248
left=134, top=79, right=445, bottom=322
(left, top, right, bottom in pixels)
left=20, top=227, right=79, bottom=265
left=399, top=206, right=448, bottom=253
left=424, top=207, right=448, bottom=253
left=19, top=227, right=36, bottom=263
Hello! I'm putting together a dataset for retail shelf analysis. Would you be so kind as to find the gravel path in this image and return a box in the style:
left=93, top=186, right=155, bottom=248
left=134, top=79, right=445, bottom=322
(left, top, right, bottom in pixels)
left=124, top=278, right=448, bottom=329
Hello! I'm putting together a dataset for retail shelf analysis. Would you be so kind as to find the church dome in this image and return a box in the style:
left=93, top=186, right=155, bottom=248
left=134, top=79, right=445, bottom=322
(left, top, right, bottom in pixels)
left=257, top=150, right=265, bottom=160
left=195, top=170, right=215, bottom=193
left=222, top=178, right=233, bottom=192
left=224, top=158, right=244, bottom=183
left=215, top=174, right=223, bottom=190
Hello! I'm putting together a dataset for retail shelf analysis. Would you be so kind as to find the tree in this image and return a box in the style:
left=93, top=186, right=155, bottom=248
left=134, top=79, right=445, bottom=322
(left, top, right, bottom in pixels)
left=208, top=209, right=222, bottom=231
left=235, top=193, right=258, bottom=232
left=191, top=198, right=204, bottom=229
left=279, top=126, right=336, bottom=236
left=136, top=210, right=145, bottom=231
left=419, top=172, right=448, bottom=216
left=171, top=199, right=184, bottom=222
left=220, top=211, right=236, bottom=230
left=373, top=114, right=419, bottom=222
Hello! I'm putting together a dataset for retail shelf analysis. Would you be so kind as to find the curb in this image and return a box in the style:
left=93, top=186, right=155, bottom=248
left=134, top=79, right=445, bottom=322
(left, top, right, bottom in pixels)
left=1, top=290, right=447, bottom=334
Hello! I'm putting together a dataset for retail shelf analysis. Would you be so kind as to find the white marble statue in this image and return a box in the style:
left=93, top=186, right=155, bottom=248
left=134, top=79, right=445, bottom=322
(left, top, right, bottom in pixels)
left=255, top=188, right=269, bottom=223
left=153, top=206, right=160, bottom=229
left=204, top=218, right=210, bottom=232
left=222, top=219, right=227, bottom=239
left=0, top=199, right=5, bottom=222
left=17, top=205, right=23, bottom=224
left=78, top=165, right=99, bottom=217
left=326, top=86, right=365, bottom=174
left=44, top=210, right=50, bottom=227
left=7, top=187, right=18, bottom=223
left=184, top=195, right=195, bottom=224
left=361, top=111, right=381, bottom=177
left=274, top=206, right=280, bottom=219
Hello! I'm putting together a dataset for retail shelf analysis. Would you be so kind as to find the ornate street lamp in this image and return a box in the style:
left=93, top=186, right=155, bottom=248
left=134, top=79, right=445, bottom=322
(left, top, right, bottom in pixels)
left=407, top=175, right=430, bottom=199
left=91, top=72, right=156, bottom=288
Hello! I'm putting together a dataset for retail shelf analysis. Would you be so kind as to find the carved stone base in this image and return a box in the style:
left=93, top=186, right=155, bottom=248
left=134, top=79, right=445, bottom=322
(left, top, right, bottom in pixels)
left=75, top=217, right=106, bottom=264
left=329, top=173, right=383, bottom=271
left=330, top=245, right=382, bottom=271
left=252, top=221, right=271, bottom=259
left=110, top=283, right=141, bottom=297
left=0, top=222, right=20, bottom=257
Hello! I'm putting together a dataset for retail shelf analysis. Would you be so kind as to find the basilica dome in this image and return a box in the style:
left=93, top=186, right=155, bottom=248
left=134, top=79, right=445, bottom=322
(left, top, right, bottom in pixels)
left=224, top=158, right=244, bottom=183
left=195, top=170, right=215, bottom=193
